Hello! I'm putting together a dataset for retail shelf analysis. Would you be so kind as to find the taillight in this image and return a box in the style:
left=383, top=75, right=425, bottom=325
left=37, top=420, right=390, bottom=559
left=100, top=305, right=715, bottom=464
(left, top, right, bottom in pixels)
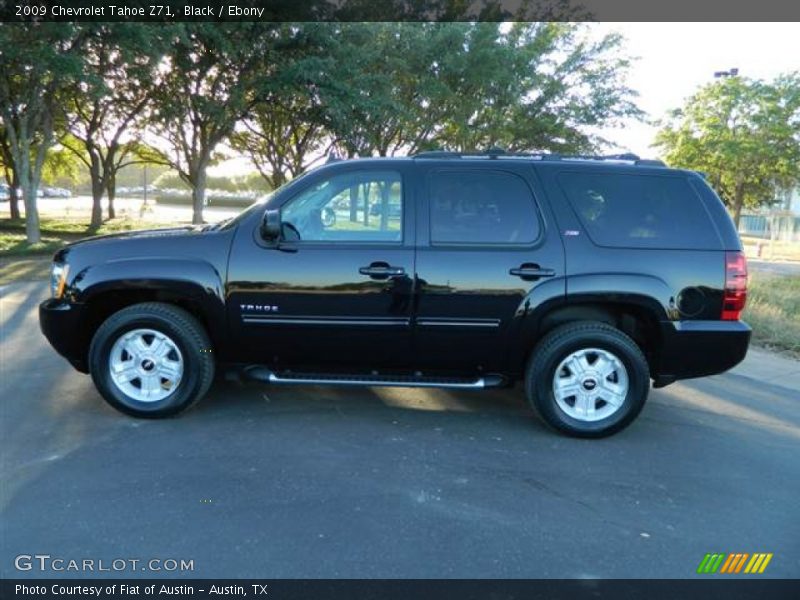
left=722, top=251, right=747, bottom=320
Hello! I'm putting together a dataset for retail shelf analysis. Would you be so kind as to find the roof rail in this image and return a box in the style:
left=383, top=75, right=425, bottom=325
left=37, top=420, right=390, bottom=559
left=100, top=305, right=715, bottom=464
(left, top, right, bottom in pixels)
left=412, top=149, right=665, bottom=167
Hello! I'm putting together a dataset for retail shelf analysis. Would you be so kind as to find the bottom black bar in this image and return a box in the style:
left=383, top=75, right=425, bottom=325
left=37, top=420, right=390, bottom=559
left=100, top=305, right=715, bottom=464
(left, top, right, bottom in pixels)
left=2, top=579, right=799, bottom=600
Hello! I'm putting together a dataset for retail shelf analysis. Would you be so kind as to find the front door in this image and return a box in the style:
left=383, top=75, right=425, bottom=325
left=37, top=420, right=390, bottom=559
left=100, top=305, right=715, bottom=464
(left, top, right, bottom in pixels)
left=226, top=166, right=416, bottom=371
left=413, top=165, right=565, bottom=374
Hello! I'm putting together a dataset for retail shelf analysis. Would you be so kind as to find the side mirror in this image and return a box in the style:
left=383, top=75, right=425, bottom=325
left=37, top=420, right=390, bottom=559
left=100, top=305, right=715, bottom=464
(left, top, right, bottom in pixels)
left=261, top=209, right=281, bottom=242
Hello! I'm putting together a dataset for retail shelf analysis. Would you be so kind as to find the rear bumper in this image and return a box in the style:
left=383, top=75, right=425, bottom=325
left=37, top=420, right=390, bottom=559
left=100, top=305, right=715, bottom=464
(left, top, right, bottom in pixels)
left=39, top=298, right=89, bottom=373
left=653, top=320, right=751, bottom=386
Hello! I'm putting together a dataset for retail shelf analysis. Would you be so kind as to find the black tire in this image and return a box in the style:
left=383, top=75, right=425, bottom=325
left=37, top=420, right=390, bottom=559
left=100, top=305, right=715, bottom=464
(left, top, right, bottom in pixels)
left=88, top=302, right=215, bottom=418
left=525, top=321, right=649, bottom=438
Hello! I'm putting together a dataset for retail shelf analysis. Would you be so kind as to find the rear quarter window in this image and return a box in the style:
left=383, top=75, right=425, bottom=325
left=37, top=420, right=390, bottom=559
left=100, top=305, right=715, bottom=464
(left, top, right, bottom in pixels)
left=557, top=171, right=721, bottom=250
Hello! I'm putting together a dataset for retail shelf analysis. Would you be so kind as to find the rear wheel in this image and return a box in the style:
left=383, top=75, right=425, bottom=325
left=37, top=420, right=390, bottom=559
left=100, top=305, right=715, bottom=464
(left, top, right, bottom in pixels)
left=525, top=321, right=649, bottom=437
left=88, top=302, right=214, bottom=418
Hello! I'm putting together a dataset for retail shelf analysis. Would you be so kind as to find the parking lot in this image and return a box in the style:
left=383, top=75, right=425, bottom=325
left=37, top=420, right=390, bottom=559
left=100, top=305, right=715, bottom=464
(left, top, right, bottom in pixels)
left=9, top=195, right=243, bottom=225
left=1, top=280, right=799, bottom=579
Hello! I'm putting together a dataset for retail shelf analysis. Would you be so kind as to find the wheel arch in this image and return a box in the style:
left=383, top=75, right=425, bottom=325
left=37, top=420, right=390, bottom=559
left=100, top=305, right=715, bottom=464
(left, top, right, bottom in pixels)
left=70, top=259, right=227, bottom=366
left=514, top=297, right=665, bottom=378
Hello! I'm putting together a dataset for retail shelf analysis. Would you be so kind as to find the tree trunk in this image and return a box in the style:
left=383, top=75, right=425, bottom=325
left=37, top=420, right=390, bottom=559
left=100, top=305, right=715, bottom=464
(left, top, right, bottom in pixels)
left=192, top=167, right=207, bottom=225
left=8, top=189, right=20, bottom=220
left=5, top=170, right=20, bottom=220
left=379, top=182, right=389, bottom=231
left=362, top=183, right=370, bottom=226
left=3, top=100, right=54, bottom=245
left=106, top=172, right=116, bottom=219
left=21, top=181, right=41, bottom=244
left=349, top=186, right=359, bottom=222
left=90, top=187, right=103, bottom=229
left=15, top=147, right=41, bottom=244
left=732, top=185, right=745, bottom=229
left=271, top=168, right=285, bottom=189
left=89, top=157, right=104, bottom=230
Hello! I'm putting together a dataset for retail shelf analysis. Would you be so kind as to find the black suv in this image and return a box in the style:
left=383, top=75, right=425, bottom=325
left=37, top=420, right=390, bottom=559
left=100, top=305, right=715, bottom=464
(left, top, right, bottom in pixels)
left=39, top=151, right=750, bottom=437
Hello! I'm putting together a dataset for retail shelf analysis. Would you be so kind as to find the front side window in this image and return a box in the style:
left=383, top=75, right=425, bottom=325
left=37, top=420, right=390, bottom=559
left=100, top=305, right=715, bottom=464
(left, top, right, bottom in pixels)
left=429, top=170, right=540, bottom=245
left=281, top=170, right=403, bottom=243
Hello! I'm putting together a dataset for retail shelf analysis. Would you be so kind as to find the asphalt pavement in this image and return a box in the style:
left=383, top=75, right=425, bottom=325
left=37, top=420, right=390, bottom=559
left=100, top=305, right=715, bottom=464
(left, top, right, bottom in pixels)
left=747, top=259, right=800, bottom=277
left=1, top=281, right=799, bottom=579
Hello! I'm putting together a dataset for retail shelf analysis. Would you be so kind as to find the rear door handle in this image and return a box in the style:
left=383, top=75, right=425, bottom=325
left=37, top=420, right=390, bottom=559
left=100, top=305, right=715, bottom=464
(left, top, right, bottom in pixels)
left=509, top=264, right=556, bottom=280
left=359, top=262, right=406, bottom=280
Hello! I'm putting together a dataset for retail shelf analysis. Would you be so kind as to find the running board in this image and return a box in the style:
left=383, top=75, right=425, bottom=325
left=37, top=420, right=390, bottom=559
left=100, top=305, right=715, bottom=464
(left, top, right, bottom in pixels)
left=242, top=366, right=505, bottom=389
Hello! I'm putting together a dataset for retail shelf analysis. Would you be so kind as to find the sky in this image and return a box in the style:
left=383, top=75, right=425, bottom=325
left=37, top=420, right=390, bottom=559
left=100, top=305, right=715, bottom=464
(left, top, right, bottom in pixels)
left=595, top=22, right=800, bottom=158
left=212, top=22, right=800, bottom=176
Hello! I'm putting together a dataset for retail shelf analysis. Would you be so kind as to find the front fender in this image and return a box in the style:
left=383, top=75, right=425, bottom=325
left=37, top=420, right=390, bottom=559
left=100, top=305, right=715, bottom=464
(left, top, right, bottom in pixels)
left=69, top=257, right=227, bottom=349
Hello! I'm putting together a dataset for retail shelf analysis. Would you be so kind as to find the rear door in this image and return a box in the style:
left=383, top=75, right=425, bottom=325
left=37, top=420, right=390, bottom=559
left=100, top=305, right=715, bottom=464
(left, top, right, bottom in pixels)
left=412, top=163, right=565, bottom=373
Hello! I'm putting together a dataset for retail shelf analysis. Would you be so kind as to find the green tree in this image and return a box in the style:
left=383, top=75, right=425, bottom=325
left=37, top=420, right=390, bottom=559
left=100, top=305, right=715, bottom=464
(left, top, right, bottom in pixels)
left=434, top=23, right=642, bottom=153
left=231, top=101, right=329, bottom=190
left=61, top=23, right=164, bottom=227
left=0, top=123, right=21, bottom=219
left=313, top=23, right=640, bottom=158
left=229, top=36, right=331, bottom=190
left=655, top=73, right=800, bottom=226
left=0, top=23, right=84, bottom=243
left=41, top=144, right=83, bottom=187
left=149, top=23, right=292, bottom=224
left=315, top=23, right=459, bottom=158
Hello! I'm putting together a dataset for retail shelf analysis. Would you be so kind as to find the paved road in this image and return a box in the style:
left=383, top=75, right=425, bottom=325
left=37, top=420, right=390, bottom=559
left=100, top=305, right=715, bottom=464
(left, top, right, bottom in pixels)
left=1, top=281, right=799, bottom=579
left=748, top=259, right=800, bottom=277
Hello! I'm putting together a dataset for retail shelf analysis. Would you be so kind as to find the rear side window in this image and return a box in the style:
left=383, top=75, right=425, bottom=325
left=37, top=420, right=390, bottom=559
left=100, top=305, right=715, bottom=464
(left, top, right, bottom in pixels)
left=557, top=172, right=719, bottom=249
left=429, top=170, right=540, bottom=245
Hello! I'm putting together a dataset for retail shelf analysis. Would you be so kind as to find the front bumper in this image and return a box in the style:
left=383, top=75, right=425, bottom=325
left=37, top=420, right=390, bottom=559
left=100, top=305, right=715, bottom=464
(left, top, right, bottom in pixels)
left=39, top=298, right=89, bottom=373
left=653, top=320, right=751, bottom=386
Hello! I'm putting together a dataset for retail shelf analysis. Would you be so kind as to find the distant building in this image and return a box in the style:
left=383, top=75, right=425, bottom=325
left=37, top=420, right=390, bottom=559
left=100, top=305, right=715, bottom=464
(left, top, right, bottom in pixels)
left=777, top=186, right=800, bottom=214
left=738, top=186, right=800, bottom=242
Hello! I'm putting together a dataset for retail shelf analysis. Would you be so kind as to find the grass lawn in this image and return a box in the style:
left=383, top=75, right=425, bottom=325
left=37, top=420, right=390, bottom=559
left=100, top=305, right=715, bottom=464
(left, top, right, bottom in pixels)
left=0, top=216, right=180, bottom=258
left=0, top=257, right=51, bottom=286
left=0, top=232, right=66, bottom=257
left=744, top=273, right=800, bottom=358
left=0, top=216, right=178, bottom=236
left=741, top=236, right=800, bottom=262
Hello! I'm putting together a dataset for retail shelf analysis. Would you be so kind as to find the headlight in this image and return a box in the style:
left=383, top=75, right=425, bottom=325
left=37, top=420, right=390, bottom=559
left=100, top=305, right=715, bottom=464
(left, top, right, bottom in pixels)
left=50, top=263, right=69, bottom=299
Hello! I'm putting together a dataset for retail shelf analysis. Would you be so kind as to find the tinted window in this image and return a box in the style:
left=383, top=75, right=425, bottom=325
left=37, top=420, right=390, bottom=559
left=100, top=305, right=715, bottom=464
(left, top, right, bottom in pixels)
left=429, top=170, right=540, bottom=244
left=282, top=171, right=402, bottom=243
left=557, top=172, right=719, bottom=249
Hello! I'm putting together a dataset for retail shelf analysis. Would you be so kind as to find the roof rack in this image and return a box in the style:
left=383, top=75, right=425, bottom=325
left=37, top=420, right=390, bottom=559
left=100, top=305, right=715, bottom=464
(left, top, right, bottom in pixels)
left=413, top=149, right=665, bottom=167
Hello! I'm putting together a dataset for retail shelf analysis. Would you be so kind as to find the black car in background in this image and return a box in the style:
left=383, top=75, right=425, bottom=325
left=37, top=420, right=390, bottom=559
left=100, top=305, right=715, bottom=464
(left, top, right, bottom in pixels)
left=39, top=151, right=750, bottom=437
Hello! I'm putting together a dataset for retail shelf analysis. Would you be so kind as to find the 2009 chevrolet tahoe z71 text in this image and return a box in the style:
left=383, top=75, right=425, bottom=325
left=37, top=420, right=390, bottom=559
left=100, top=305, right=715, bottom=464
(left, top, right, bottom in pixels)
left=39, top=151, right=751, bottom=437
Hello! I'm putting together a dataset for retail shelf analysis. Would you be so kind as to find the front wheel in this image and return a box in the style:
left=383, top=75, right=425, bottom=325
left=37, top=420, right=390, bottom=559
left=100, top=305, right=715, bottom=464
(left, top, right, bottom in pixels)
left=525, top=321, right=650, bottom=438
left=88, top=302, right=215, bottom=418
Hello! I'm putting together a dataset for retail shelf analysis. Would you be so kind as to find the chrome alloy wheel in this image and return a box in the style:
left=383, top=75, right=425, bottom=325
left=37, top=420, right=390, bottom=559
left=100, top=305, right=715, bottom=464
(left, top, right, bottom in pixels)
left=552, top=347, right=629, bottom=422
left=108, top=328, right=184, bottom=402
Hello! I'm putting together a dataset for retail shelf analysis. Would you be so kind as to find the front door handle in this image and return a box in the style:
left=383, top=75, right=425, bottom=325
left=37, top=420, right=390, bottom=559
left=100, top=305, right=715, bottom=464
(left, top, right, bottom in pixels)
left=509, top=264, right=556, bottom=281
left=359, top=262, right=406, bottom=280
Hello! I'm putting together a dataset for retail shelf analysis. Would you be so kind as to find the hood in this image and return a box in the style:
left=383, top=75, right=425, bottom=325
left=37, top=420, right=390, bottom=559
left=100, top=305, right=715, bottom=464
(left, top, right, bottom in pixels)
left=52, top=225, right=206, bottom=263
left=77, top=225, right=203, bottom=243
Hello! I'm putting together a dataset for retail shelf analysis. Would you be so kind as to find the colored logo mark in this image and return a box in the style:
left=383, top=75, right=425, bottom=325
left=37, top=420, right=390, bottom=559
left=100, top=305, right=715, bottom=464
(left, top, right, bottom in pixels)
left=697, top=553, right=773, bottom=574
